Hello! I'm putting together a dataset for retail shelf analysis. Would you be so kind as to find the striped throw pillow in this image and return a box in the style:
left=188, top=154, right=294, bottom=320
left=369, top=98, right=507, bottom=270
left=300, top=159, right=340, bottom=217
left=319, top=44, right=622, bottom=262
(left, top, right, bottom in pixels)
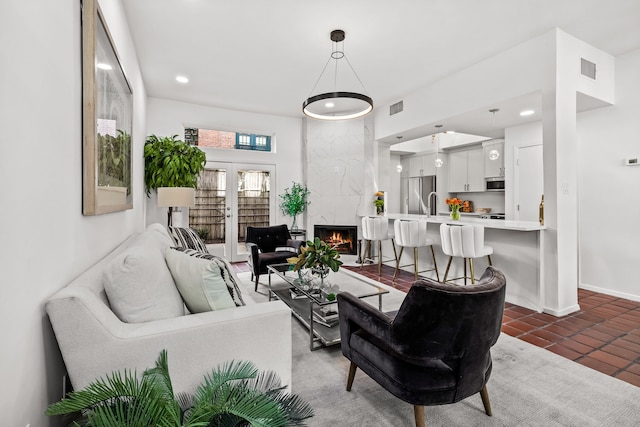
left=168, top=226, right=209, bottom=253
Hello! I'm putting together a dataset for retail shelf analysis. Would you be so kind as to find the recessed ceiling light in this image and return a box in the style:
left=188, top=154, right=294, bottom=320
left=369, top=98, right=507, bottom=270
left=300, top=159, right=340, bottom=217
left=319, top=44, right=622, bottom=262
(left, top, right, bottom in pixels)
left=176, top=75, right=189, bottom=84
left=520, top=109, right=535, bottom=116
left=96, top=63, right=112, bottom=70
left=325, top=102, right=335, bottom=108
left=445, top=130, right=455, bottom=134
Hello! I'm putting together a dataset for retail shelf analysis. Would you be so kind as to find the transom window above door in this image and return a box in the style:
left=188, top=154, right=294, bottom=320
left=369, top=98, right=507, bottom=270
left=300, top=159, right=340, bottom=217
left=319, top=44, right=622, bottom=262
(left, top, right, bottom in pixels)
left=185, top=127, right=272, bottom=152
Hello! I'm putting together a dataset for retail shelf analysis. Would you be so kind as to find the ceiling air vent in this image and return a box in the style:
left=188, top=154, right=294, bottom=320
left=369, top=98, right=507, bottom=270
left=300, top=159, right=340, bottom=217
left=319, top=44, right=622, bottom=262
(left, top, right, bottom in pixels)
left=581, top=58, right=596, bottom=80
left=390, top=100, right=403, bottom=116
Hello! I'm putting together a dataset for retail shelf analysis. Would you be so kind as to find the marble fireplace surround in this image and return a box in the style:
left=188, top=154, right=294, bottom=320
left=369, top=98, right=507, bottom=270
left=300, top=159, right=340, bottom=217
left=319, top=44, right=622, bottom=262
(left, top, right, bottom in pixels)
left=304, top=117, right=380, bottom=243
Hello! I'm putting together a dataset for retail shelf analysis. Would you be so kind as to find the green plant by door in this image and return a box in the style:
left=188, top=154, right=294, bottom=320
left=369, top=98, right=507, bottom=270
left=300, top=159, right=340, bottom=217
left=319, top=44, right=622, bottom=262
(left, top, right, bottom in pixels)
left=144, top=134, right=207, bottom=196
left=46, top=350, right=314, bottom=426
left=279, top=182, right=310, bottom=230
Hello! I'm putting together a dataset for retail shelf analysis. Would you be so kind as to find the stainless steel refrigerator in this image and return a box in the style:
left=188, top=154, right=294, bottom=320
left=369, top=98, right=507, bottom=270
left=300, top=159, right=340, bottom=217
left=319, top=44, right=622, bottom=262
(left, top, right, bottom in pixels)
left=401, top=175, right=437, bottom=215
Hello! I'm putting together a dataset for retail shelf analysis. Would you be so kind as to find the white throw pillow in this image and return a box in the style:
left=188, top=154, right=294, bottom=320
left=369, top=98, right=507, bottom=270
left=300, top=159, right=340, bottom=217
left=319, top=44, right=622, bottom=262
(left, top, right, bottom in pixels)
left=103, top=245, right=185, bottom=323
left=165, top=248, right=236, bottom=313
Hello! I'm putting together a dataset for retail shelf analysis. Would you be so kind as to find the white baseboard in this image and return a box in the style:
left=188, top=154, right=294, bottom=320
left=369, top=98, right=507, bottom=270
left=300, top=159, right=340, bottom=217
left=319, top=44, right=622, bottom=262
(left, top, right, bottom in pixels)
left=543, top=304, right=581, bottom=317
left=580, top=283, right=640, bottom=303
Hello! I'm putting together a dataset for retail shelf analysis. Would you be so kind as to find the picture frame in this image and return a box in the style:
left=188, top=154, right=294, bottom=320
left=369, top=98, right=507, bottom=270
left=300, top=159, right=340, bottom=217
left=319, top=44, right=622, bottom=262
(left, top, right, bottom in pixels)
left=82, top=0, right=133, bottom=215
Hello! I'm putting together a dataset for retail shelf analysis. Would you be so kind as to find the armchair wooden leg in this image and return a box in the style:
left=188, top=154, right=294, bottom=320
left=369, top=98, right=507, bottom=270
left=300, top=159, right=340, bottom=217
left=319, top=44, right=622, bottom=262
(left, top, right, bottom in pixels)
left=413, top=247, right=419, bottom=280
left=254, top=275, right=259, bottom=292
left=414, top=405, right=425, bottom=427
left=346, top=362, right=357, bottom=391
left=480, top=385, right=492, bottom=416
left=487, top=254, right=493, bottom=266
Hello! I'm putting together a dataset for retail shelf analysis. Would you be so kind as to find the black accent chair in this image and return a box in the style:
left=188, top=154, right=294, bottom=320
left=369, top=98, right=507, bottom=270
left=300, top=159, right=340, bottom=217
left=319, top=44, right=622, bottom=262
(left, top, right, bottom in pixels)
left=337, top=266, right=506, bottom=427
left=246, top=224, right=305, bottom=291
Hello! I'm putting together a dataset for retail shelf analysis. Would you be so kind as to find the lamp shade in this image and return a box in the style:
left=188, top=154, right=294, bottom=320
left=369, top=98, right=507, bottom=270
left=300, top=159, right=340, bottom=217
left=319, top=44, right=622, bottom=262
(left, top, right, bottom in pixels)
left=157, top=187, right=195, bottom=208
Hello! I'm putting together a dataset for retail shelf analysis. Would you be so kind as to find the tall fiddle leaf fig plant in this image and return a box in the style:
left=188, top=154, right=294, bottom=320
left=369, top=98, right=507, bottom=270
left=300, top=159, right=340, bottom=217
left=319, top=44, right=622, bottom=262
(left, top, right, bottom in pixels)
left=144, top=134, right=207, bottom=196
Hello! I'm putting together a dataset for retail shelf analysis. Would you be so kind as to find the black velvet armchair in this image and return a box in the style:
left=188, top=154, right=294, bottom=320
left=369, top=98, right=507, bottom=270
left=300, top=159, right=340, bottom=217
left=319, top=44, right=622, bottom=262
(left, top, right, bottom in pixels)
left=245, top=224, right=304, bottom=291
left=337, top=266, right=506, bottom=427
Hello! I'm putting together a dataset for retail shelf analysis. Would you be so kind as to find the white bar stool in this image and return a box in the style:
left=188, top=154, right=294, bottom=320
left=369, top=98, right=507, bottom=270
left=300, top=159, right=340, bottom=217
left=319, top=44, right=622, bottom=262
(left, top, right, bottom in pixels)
left=361, top=216, right=398, bottom=276
left=440, top=223, right=493, bottom=285
left=393, top=219, right=439, bottom=281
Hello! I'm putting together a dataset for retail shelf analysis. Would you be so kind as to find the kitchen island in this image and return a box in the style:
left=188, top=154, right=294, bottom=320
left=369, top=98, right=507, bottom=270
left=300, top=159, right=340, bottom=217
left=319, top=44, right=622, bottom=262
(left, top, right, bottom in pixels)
left=384, top=213, right=546, bottom=312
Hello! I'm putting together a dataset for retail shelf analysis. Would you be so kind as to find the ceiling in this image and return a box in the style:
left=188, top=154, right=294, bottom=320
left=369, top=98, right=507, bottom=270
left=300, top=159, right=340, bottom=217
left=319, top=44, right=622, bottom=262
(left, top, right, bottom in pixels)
left=121, top=0, right=640, bottom=140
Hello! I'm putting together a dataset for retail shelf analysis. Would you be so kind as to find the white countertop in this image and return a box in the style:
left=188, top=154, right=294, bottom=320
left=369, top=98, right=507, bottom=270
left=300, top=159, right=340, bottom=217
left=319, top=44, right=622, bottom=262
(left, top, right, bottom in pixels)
left=385, top=213, right=545, bottom=231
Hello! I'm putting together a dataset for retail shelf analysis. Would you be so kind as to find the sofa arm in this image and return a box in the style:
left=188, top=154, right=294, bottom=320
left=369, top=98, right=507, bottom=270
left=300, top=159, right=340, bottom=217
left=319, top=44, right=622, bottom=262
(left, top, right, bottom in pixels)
left=46, top=290, right=292, bottom=394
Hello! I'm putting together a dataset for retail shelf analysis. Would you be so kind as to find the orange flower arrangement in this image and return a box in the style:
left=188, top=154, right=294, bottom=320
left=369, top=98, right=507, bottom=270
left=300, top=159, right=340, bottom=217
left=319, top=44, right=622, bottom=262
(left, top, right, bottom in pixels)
left=446, top=198, right=469, bottom=214
left=446, top=198, right=468, bottom=220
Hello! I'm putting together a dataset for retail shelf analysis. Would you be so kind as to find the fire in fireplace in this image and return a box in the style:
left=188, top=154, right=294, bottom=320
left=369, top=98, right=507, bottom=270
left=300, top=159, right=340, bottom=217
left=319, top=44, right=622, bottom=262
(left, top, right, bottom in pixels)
left=314, top=225, right=358, bottom=255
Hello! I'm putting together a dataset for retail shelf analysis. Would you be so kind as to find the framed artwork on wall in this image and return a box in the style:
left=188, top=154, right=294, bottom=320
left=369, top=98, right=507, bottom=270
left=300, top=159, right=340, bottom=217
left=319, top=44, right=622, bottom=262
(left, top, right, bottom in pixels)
left=82, top=0, right=133, bottom=215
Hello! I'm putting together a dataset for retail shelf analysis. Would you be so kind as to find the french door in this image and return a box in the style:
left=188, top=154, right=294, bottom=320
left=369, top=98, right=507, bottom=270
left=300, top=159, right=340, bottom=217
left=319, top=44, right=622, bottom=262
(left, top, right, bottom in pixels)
left=189, top=162, right=276, bottom=262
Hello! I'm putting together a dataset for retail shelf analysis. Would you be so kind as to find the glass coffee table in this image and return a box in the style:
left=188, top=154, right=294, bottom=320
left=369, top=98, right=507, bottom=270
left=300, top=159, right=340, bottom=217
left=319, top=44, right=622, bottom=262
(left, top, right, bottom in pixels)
left=267, top=263, right=389, bottom=351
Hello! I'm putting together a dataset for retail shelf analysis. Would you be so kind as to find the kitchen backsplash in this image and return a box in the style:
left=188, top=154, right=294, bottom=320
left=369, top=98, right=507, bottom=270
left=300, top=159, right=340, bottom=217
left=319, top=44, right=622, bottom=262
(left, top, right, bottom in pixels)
left=446, top=191, right=505, bottom=214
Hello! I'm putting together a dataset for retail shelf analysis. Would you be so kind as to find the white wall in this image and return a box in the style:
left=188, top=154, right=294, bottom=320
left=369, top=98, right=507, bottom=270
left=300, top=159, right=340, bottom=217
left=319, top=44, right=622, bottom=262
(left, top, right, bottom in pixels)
left=577, top=48, right=640, bottom=301
left=374, top=31, right=555, bottom=141
left=0, top=0, right=147, bottom=425
left=145, top=98, right=304, bottom=228
left=503, top=53, right=640, bottom=304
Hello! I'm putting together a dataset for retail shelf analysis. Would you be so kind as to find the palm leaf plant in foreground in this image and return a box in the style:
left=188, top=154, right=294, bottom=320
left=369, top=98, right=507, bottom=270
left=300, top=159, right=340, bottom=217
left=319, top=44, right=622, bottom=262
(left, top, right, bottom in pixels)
left=46, top=350, right=313, bottom=427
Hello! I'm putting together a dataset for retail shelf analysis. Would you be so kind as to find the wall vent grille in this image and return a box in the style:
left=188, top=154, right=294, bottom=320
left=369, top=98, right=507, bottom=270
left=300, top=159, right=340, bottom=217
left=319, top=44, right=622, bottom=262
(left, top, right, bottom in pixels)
left=581, top=58, right=596, bottom=79
left=390, top=101, right=403, bottom=115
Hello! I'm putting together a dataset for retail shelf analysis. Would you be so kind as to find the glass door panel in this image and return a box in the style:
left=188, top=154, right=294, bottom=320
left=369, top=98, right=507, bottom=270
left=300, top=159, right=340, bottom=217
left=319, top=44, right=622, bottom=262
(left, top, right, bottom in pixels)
left=236, top=169, right=271, bottom=260
left=189, top=162, right=275, bottom=262
left=189, top=168, right=228, bottom=254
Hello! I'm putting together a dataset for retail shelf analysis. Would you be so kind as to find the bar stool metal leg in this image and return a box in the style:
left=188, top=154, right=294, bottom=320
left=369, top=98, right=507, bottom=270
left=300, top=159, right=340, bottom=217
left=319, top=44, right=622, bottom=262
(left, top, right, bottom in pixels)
left=443, top=256, right=453, bottom=283
left=430, top=245, right=440, bottom=281
left=393, top=246, right=405, bottom=280
left=378, top=240, right=383, bottom=276
left=463, top=258, right=468, bottom=286
left=469, top=257, right=476, bottom=284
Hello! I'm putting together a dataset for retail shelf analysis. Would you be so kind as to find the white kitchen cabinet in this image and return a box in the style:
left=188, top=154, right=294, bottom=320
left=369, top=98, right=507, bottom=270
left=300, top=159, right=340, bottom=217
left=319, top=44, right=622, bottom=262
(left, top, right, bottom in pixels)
left=484, top=140, right=505, bottom=178
left=408, top=153, right=436, bottom=177
left=448, top=146, right=484, bottom=192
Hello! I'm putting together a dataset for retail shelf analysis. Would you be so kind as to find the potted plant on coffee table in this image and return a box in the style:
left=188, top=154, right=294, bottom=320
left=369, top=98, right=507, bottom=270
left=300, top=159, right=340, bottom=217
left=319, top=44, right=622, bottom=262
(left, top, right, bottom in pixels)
left=287, top=237, right=343, bottom=287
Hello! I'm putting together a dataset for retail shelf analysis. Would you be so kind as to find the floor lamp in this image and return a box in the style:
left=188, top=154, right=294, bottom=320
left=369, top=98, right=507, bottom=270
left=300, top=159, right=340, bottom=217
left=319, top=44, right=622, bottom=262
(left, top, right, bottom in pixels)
left=157, top=187, right=196, bottom=227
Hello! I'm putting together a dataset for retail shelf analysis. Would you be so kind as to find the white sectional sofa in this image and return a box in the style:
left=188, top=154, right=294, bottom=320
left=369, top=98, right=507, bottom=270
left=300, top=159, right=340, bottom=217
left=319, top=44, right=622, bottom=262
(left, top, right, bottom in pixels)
left=45, top=223, right=292, bottom=394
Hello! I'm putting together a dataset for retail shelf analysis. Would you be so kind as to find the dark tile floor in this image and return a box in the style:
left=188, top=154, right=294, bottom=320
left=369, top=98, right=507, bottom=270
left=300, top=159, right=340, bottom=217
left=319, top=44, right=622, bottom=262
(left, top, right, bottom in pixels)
left=234, top=261, right=640, bottom=387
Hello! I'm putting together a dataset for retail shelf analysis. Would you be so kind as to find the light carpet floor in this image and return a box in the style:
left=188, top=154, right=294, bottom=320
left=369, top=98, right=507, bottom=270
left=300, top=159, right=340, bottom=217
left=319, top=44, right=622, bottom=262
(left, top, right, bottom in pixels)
left=238, top=271, right=640, bottom=426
